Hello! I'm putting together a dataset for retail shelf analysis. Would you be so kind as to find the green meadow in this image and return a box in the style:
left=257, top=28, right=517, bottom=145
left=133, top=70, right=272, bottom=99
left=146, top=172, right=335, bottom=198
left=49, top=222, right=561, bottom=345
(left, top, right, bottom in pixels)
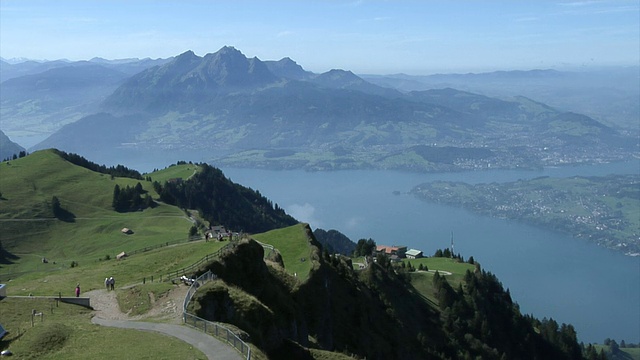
left=0, top=297, right=206, bottom=359
left=252, top=224, right=316, bottom=282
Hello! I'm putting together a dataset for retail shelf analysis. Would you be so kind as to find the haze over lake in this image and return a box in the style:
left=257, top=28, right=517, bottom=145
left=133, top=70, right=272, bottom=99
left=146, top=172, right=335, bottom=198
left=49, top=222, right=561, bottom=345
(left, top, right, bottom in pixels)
left=217, top=160, right=640, bottom=344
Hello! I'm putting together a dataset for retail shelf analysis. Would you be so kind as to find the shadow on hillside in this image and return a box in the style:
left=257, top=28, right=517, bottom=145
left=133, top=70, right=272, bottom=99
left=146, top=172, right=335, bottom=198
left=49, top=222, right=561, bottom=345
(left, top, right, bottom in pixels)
left=0, top=248, right=20, bottom=265
left=54, top=208, right=76, bottom=223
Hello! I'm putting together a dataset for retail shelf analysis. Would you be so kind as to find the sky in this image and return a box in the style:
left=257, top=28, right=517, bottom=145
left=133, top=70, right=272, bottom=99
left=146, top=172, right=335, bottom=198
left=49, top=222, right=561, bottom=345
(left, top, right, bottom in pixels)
left=0, top=0, right=638, bottom=75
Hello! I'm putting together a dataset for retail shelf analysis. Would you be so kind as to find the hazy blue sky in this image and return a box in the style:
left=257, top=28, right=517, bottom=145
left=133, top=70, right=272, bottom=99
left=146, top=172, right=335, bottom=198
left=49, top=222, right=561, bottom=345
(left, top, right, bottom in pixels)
left=1, top=0, right=638, bottom=74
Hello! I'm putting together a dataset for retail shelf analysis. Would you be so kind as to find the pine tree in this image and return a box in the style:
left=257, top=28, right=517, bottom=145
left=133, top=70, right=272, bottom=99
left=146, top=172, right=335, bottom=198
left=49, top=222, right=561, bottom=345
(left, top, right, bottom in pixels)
left=51, top=196, right=62, bottom=218
left=112, top=185, right=121, bottom=209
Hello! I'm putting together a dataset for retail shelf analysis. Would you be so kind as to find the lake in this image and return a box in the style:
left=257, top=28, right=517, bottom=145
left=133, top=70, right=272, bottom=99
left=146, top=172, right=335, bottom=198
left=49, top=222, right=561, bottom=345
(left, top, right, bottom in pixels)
left=219, top=161, right=640, bottom=345
left=91, top=149, right=639, bottom=344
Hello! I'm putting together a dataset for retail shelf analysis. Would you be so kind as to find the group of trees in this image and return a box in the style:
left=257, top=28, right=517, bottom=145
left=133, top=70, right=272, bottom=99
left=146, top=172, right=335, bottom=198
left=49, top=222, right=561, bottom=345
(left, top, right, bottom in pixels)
left=2, top=150, right=28, bottom=162
left=152, top=163, right=297, bottom=233
left=54, top=150, right=143, bottom=179
left=112, top=183, right=155, bottom=212
left=353, top=238, right=376, bottom=257
left=313, top=228, right=356, bottom=255
left=428, top=268, right=591, bottom=359
left=599, top=338, right=638, bottom=360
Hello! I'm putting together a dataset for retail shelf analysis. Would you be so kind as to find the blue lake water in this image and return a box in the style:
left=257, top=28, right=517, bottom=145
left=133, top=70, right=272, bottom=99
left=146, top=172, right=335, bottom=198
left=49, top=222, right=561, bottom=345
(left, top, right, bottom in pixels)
left=219, top=161, right=640, bottom=344
left=87, top=148, right=639, bottom=344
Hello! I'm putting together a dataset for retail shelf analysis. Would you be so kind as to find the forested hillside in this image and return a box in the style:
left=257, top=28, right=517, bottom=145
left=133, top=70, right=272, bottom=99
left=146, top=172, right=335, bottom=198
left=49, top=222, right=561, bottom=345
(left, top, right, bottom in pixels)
left=153, top=163, right=298, bottom=233
left=190, top=226, right=592, bottom=360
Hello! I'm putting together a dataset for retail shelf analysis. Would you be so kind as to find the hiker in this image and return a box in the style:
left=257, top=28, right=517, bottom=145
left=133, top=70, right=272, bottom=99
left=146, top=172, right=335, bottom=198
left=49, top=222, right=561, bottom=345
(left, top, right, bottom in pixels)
left=75, top=284, right=80, bottom=297
left=105, top=277, right=109, bottom=290
left=109, top=276, right=115, bottom=290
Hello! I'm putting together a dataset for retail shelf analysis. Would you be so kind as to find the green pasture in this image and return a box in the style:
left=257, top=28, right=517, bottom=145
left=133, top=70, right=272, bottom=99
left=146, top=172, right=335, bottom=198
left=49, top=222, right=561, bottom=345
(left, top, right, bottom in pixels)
left=252, top=224, right=315, bottom=281
left=3, top=240, right=227, bottom=296
left=0, top=297, right=206, bottom=359
left=147, top=163, right=200, bottom=183
left=0, top=150, right=157, bottom=219
left=0, top=149, right=203, bottom=282
left=0, top=209, right=194, bottom=280
left=401, top=257, right=475, bottom=306
left=402, top=257, right=475, bottom=275
left=593, top=344, right=640, bottom=360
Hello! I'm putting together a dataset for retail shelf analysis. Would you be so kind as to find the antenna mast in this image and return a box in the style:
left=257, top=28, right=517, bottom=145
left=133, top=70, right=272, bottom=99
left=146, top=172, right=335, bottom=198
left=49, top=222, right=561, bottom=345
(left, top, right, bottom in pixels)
left=450, top=231, right=454, bottom=258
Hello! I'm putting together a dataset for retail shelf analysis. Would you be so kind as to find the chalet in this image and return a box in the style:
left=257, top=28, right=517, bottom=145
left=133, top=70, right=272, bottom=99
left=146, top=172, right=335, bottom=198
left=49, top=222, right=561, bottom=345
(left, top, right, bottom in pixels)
left=210, top=225, right=226, bottom=234
left=406, top=249, right=423, bottom=259
left=376, top=245, right=407, bottom=258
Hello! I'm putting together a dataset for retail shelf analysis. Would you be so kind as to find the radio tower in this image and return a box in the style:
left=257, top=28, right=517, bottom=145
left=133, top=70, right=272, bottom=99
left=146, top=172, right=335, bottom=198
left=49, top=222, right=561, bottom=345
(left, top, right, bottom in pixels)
left=450, top=231, right=454, bottom=258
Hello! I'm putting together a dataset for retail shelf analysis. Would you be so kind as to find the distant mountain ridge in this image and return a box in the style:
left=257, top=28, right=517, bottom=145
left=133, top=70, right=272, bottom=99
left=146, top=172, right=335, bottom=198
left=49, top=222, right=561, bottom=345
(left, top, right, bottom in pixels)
left=0, top=130, right=25, bottom=160
left=3, top=46, right=635, bottom=171
left=362, top=67, right=640, bottom=131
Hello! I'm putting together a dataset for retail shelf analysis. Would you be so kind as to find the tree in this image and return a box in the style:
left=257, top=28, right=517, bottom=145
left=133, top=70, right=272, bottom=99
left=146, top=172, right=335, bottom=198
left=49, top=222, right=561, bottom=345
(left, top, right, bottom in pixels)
left=112, top=185, right=121, bottom=209
left=354, top=238, right=377, bottom=257
left=189, top=225, right=198, bottom=237
left=51, top=196, right=62, bottom=217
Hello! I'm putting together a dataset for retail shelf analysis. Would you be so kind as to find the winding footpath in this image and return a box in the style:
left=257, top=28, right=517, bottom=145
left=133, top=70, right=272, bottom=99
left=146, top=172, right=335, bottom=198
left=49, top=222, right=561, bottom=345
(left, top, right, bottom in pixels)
left=87, top=288, right=241, bottom=360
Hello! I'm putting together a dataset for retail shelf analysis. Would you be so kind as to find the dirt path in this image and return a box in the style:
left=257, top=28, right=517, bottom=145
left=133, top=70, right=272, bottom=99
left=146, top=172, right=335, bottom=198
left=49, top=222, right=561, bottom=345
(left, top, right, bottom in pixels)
left=87, top=285, right=242, bottom=360
left=86, top=284, right=186, bottom=323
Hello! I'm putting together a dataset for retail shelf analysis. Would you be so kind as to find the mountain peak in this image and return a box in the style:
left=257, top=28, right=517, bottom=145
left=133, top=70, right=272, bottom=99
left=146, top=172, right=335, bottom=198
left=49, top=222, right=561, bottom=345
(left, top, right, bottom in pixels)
left=264, top=57, right=313, bottom=80
left=176, top=50, right=199, bottom=60
left=198, top=46, right=277, bottom=87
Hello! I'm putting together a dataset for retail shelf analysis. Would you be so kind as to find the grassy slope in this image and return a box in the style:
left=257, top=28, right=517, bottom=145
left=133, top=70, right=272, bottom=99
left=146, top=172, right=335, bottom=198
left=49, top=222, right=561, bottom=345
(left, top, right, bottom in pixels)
left=401, top=257, right=475, bottom=305
left=252, top=224, right=315, bottom=281
left=5, top=240, right=228, bottom=296
left=146, top=163, right=199, bottom=183
left=0, top=151, right=326, bottom=358
left=0, top=297, right=206, bottom=359
left=0, top=150, right=194, bottom=278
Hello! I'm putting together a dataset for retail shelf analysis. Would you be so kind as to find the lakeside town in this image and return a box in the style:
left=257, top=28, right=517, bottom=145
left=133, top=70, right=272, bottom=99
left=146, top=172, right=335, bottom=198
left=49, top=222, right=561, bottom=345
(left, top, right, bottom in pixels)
left=410, top=174, right=640, bottom=256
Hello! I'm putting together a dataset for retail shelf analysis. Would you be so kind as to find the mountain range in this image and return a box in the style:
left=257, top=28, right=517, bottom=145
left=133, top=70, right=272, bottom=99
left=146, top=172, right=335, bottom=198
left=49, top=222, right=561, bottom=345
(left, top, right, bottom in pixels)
left=2, top=46, right=636, bottom=171
left=0, top=129, right=25, bottom=160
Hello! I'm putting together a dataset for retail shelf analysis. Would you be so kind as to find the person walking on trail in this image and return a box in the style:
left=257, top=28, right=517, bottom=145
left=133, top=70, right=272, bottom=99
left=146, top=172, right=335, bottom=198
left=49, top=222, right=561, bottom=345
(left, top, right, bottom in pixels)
left=75, top=284, right=80, bottom=297
left=109, top=276, right=115, bottom=291
left=105, top=277, right=109, bottom=290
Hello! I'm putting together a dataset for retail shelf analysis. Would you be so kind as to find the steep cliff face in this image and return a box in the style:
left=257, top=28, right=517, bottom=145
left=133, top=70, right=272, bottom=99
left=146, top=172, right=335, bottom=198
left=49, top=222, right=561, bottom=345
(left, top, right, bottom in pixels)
left=294, top=255, right=446, bottom=359
left=188, top=225, right=586, bottom=359
left=191, top=239, right=310, bottom=352
left=190, top=228, right=448, bottom=359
